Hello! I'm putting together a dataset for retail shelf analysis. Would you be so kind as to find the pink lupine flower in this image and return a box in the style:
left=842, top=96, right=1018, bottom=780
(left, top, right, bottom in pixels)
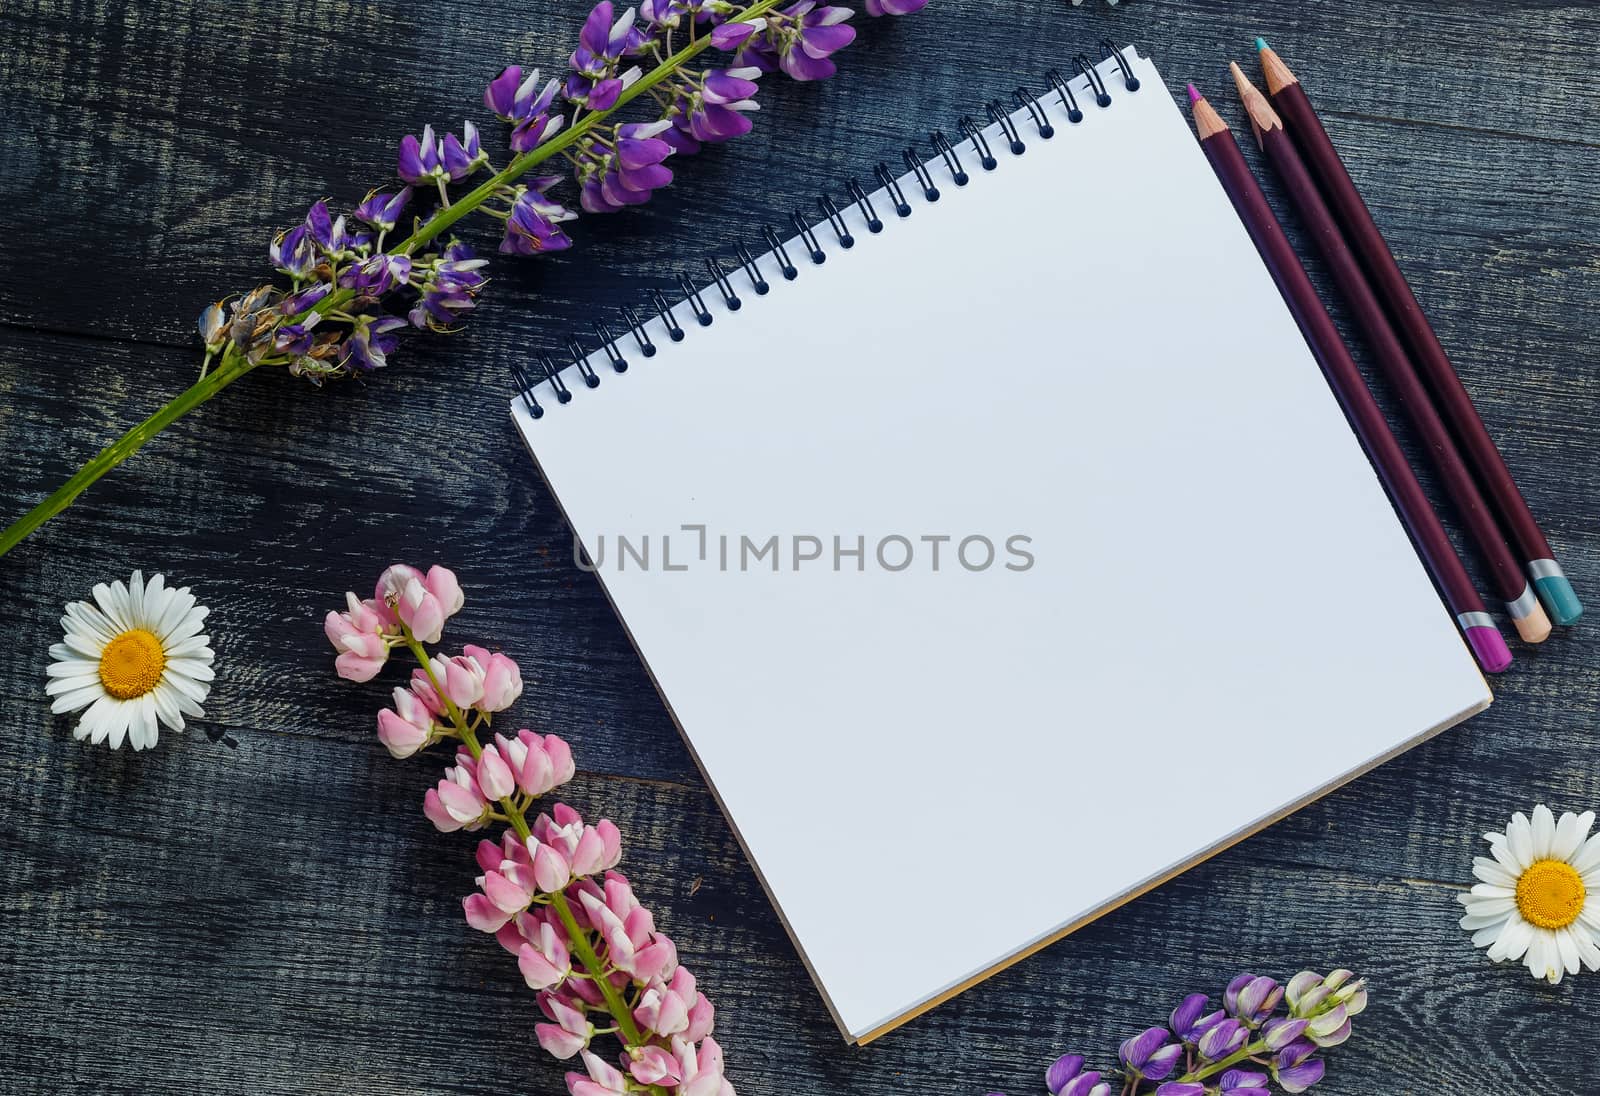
left=493, top=730, right=576, bottom=797
left=567, top=1050, right=629, bottom=1096
left=324, top=592, right=392, bottom=681
left=518, top=919, right=573, bottom=990
left=636, top=967, right=714, bottom=1041
left=376, top=685, right=435, bottom=758
left=442, top=652, right=486, bottom=708
left=579, top=882, right=678, bottom=984
left=675, top=1036, right=732, bottom=1096
left=475, top=742, right=517, bottom=800
left=629, top=1044, right=683, bottom=1087
left=466, top=643, right=523, bottom=711
left=409, top=663, right=447, bottom=714
left=423, top=750, right=491, bottom=832
left=535, top=804, right=623, bottom=878
left=377, top=563, right=464, bottom=643
left=537, top=990, right=595, bottom=1059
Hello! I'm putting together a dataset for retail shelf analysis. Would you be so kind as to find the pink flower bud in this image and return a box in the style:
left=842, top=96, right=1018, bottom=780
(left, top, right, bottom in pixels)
left=530, top=839, right=573, bottom=894
left=477, top=650, right=523, bottom=712
left=536, top=990, right=594, bottom=1059
left=537, top=1022, right=590, bottom=1060
left=475, top=745, right=516, bottom=801
left=426, top=760, right=489, bottom=832
left=409, top=665, right=446, bottom=714
left=463, top=892, right=513, bottom=933
left=684, top=991, right=715, bottom=1043
left=569, top=1051, right=628, bottom=1096
left=376, top=686, right=433, bottom=758
left=545, top=734, right=576, bottom=785
left=442, top=654, right=485, bottom=708
left=517, top=922, right=572, bottom=990
left=398, top=576, right=446, bottom=643
left=628, top=1045, right=682, bottom=1087
left=424, top=564, right=465, bottom=617
left=483, top=869, right=533, bottom=914
left=326, top=594, right=390, bottom=681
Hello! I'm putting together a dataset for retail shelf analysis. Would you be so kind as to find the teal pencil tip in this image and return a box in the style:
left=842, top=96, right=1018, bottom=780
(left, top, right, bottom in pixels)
left=1533, top=573, right=1583, bottom=626
left=1255, top=37, right=1271, bottom=53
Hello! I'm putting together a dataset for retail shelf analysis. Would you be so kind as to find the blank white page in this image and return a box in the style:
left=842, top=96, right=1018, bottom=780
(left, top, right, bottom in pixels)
left=511, top=47, right=1490, bottom=1043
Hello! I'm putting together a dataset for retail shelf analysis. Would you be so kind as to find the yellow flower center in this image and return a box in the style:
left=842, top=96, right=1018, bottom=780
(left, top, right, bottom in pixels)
left=98, top=629, right=166, bottom=700
left=1515, top=859, right=1586, bottom=930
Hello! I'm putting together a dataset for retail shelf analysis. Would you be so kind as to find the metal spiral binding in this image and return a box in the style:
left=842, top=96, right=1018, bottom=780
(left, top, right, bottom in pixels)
left=514, top=53, right=1141, bottom=416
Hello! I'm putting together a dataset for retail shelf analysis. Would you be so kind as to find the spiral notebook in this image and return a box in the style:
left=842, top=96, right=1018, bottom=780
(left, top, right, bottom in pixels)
left=509, top=44, right=1491, bottom=1044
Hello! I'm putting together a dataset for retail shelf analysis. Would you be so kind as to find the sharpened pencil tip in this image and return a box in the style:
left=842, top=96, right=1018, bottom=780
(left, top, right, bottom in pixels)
left=1255, top=37, right=1271, bottom=53
left=1186, top=83, right=1203, bottom=104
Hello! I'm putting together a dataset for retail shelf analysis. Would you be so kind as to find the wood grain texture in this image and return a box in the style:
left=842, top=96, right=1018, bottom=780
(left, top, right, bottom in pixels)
left=2, top=0, right=1599, bottom=1093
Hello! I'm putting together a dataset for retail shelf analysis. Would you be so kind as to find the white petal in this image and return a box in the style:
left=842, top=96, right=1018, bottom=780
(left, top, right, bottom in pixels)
left=140, top=574, right=169, bottom=625
left=161, top=606, right=209, bottom=646
left=1579, top=904, right=1600, bottom=933
left=1489, top=833, right=1527, bottom=875
left=154, top=590, right=198, bottom=643
left=92, top=579, right=131, bottom=633
left=1471, top=924, right=1503, bottom=948
left=1571, top=832, right=1600, bottom=875
left=1556, top=927, right=1581, bottom=975
left=128, top=570, right=147, bottom=627
left=1576, top=928, right=1600, bottom=972
left=105, top=701, right=132, bottom=749
left=45, top=674, right=101, bottom=697
left=61, top=631, right=107, bottom=660
left=1553, top=811, right=1586, bottom=862
left=1470, top=883, right=1516, bottom=900
left=133, top=695, right=160, bottom=751
left=46, top=658, right=100, bottom=678
left=1508, top=813, right=1535, bottom=869
left=64, top=601, right=116, bottom=644
left=1488, top=917, right=1533, bottom=961
left=151, top=682, right=185, bottom=732
left=1463, top=896, right=1516, bottom=919
left=1472, top=857, right=1519, bottom=888
left=1532, top=805, right=1556, bottom=860
left=1461, top=909, right=1511, bottom=931
left=79, top=695, right=115, bottom=745
left=164, top=658, right=215, bottom=683
left=162, top=634, right=211, bottom=658
left=49, top=683, right=106, bottom=714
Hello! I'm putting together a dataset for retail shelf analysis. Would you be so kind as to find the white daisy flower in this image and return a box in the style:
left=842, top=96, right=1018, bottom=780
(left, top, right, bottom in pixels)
left=44, top=570, right=215, bottom=751
left=1459, top=804, right=1600, bottom=985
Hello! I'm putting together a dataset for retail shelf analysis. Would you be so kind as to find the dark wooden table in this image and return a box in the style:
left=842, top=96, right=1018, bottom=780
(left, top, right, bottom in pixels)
left=2, top=1, right=1596, bottom=1092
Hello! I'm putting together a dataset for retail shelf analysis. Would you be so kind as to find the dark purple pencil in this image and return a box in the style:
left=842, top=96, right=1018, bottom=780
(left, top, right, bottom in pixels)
left=1230, top=63, right=1551, bottom=648
left=1188, top=84, right=1511, bottom=674
left=1260, top=40, right=1580, bottom=627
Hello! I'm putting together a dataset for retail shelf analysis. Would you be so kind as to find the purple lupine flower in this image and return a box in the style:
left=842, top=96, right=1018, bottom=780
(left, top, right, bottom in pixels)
left=1219, top=1069, right=1270, bottom=1095
left=441, top=121, right=486, bottom=180
left=710, top=17, right=764, bottom=49
left=1117, top=1027, right=1182, bottom=1082
left=408, top=241, right=490, bottom=330
left=398, top=124, right=447, bottom=184
left=1271, top=1040, right=1326, bottom=1093
left=273, top=315, right=320, bottom=357
left=340, top=315, right=408, bottom=371
left=510, top=77, right=564, bottom=152
left=1196, top=1018, right=1247, bottom=1061
left=1223, top=974, right=1283, bottom=1028
left=501, top=183, right=575, bottom=255
left=269, top=224, right=316, bottom=278
left=865, top=0, right=927, bottom=13
left=305, top=200, right=353, bottom=254
left=1044, top=1055, right=1084, bottom=1096
left=578, top=120, right=675, bottom=213
left=677, top=67, right=762, bottom=143
left=1170, top=993, right=1225, bottom=1044
left=279, top=281, right=333, bottom=315
left=340, top=253, right=414, bottom=296
left=639, top=0, right=685, bottom=28
left=354, top=187, right=413, bottom=232
left=1261, top=1016, right=1310, bottom=1051
left=566, top=2, right=646, bottom=110
left=779, top=2, right=855, bottom=81
left=1041, top=1055, right=1111, bottom=1096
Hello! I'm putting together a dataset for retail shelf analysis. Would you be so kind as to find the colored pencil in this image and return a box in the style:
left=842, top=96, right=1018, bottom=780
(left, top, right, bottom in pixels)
left=1187, top=84, right=1512, bottom=674
left=1230, top=63, right=1551, bottom=645
left=1258, top=39, right=1581, bottom=627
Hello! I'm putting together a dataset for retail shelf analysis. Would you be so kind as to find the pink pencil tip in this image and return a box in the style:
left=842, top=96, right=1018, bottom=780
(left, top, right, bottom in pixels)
left=1186, top=83, right=1204, bottom=104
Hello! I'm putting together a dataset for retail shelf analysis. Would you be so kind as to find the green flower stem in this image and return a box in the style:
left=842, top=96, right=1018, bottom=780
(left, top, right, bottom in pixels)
left=1175, top=1039, right=1269, bottom=1085
left=0, top=0, right=785, bottom=562
left=400, top=633, right=660, bottom=1091
left=0, top=349, right=258, bottom=559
